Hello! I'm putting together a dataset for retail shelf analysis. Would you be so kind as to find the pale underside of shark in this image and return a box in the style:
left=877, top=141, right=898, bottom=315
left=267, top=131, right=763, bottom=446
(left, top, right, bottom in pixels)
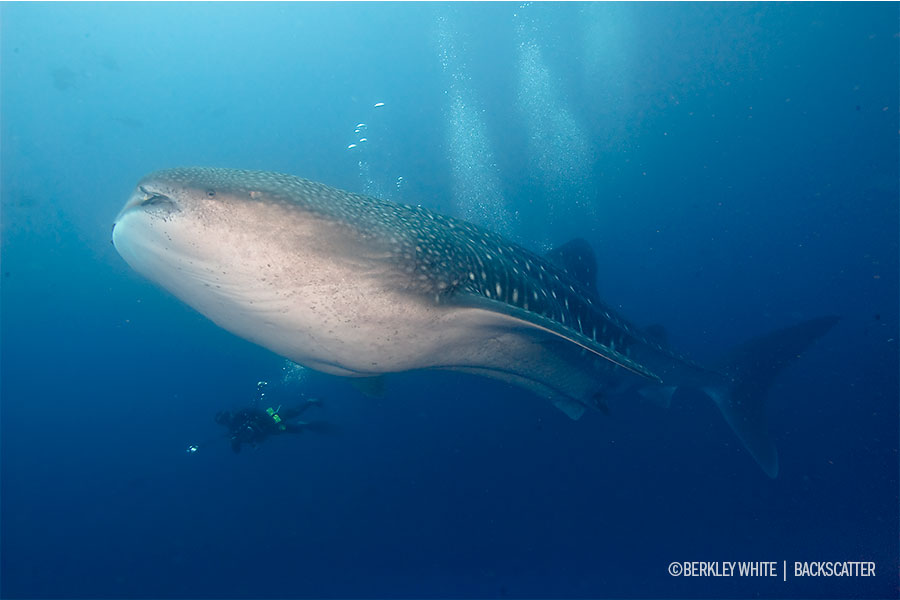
left=112, top=167, right=838, bottom=477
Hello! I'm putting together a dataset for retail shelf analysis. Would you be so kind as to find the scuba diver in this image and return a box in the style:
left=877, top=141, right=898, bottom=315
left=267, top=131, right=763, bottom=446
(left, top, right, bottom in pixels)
left=186, top=380, right=335, bottom=455
left=214, top=398, right=323, bottom=453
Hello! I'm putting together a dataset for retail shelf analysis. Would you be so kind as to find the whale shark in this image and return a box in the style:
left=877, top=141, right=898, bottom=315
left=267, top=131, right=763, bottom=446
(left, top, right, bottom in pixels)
left=112, top=167, right=837, bottom=477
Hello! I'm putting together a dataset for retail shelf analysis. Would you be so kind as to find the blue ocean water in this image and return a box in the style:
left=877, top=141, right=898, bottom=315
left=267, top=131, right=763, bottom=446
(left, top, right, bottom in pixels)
left=1, top=2, right=897, bottom=598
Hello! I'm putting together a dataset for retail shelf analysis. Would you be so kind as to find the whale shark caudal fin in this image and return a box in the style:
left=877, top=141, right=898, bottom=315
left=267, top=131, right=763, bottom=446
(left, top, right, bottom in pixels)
left=705, top=316, right=840, bottom=478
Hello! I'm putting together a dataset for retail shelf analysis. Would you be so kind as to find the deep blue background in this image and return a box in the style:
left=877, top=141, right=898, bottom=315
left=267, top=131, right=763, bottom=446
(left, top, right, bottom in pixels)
left=1, top=2, right=897, bottom=598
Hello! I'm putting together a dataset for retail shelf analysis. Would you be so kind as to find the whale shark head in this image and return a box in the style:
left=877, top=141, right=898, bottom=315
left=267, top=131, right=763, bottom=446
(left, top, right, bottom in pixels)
left=112, top=167, right=407, bottom=374
left=113, top=167, right=343, bottom=288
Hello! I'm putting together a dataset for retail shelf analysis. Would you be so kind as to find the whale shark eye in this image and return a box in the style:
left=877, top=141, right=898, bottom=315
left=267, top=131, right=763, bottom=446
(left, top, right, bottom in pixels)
left=206, top=189, right=216, bottom=198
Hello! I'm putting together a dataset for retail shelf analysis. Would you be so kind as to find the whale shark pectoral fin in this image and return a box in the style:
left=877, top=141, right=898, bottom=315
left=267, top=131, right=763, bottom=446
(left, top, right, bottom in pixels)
left=551, top=397, right=587, bottom=420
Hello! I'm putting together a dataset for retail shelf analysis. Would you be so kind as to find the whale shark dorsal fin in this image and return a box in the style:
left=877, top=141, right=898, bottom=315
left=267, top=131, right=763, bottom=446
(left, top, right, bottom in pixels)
left=544, top=238, right=598, bottom=296
left=644, top=324, right=668, bottom=345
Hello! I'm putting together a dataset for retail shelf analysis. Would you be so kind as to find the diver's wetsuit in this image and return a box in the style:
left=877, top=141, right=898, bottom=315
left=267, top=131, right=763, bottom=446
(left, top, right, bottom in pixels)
left=216, top=403, right=315, bottom=453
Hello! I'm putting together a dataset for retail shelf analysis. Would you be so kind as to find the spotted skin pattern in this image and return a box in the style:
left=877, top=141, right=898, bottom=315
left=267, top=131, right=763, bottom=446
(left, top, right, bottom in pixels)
left=140, top=167, right=704, bottom=381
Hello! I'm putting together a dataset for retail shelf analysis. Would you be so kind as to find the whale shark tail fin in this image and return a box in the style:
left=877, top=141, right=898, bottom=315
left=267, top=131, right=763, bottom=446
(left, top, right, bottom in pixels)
left=705, top=316, right=839, bottom=478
